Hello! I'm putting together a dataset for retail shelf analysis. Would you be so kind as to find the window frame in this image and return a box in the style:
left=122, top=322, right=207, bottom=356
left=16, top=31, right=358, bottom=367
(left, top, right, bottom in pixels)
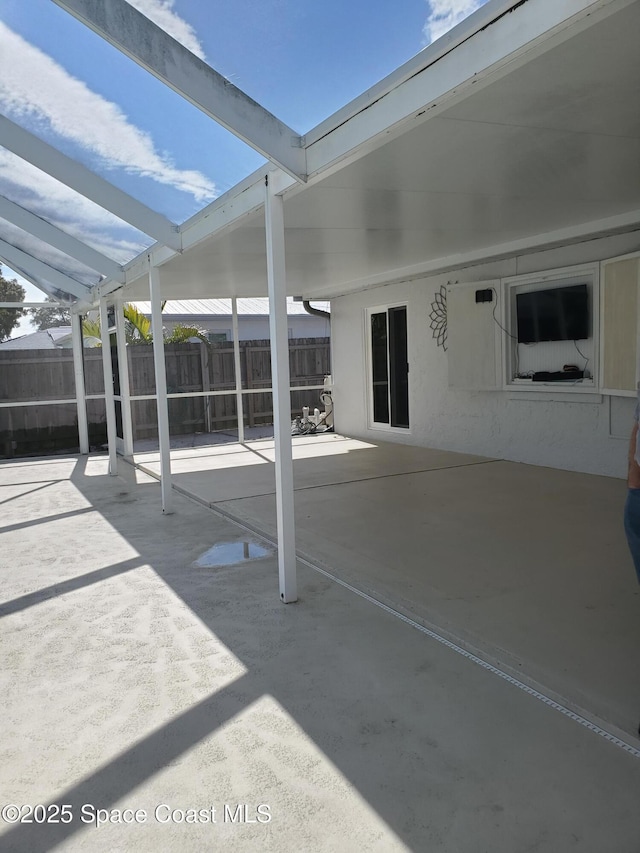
left=501, top=263, right=600, bottom=393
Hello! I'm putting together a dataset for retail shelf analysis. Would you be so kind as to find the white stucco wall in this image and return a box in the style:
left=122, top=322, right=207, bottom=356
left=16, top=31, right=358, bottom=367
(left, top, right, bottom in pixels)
left=332, top=233, right=640, bottom=479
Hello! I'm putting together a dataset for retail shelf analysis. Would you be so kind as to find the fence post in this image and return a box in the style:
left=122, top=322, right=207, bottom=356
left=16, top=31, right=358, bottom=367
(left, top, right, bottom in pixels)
left=245, top=345, right=255, bottom=427
left=232, top=297, right=245, bottom=443
left=71, top=311, right=89, bottom=454
left=200, top=342, right=211, bottom=433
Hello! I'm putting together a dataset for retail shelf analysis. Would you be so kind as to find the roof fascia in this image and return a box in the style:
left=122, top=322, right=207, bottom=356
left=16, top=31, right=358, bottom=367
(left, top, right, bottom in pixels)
left=106, top=174, right=268, bottom=297
left=0, top=239, right=92, bottom=300
left=303, top=0, right=634, bottom=180
left=305, top=0, right=529, bottom=147
left=314, top=209, right=640, bottom=299
left=53, top=0, right=307, bottom=184
left=0, top=196, right=125, bottom=283
left=0, top=115, right=182, bottom=252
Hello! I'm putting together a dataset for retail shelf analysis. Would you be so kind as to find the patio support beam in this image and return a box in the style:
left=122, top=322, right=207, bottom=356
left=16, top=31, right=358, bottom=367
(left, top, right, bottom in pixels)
left=149, top=263, right=173, bottom=514
left=264, top=174, right=297, bottom=603
left=0, top=116, right=182, bottom=252
left=114, top=296, right=134, bottom=457
left=71, top=312, right=90, bottom=455
left=0, top=196, right=125, bottom=283
left=98, top=297, right=118, bottom=476
left=53, top=0, right=307, bottom=183
left=0, top=238, right=90, bottom=300
left=231, top=297, right=245, bottom=444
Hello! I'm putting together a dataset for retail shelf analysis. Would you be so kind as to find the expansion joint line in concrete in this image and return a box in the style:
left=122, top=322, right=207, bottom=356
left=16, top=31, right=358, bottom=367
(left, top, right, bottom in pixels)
left=134, top=457, right=502, bottom=506
left=296, top=557, right=640, bottom=761
left=128, top=456, right=640, bottom=760
left=289, top=458, right=502, bottom=492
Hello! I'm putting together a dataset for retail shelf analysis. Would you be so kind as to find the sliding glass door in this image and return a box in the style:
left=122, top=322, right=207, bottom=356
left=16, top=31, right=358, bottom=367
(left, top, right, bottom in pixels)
left=369, top=305, right=409, bottom=429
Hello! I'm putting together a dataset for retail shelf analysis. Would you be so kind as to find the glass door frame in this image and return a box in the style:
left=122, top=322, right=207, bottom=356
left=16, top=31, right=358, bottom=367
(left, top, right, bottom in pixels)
left=366, top=302, right=411, bottom=432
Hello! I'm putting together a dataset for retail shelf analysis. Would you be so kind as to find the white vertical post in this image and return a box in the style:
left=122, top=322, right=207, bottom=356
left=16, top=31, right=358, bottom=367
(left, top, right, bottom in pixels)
left=232, top=297, right=245, bottom=444
left=265, top=174, right=297, bottom=603
left=98, top=297, right=118, bottom=475
left=114, top=296, right=134, bottom=457
left=71, top=311, right=89, bottom=454
left=149, top=263, right=173, bottom=514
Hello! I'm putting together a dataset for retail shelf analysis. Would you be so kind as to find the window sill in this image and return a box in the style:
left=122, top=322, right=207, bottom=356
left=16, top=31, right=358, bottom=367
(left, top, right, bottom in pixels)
left=506, top=382, right=602, bottom=403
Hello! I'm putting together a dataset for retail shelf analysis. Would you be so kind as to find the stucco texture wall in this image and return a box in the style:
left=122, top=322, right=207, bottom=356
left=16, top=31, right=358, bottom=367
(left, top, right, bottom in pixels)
left=331, top=237, right=640, bottom=479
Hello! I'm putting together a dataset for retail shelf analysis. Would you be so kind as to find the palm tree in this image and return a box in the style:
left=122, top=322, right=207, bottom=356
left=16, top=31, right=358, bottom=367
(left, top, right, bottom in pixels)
left=82, top=303, right=210, bottom=346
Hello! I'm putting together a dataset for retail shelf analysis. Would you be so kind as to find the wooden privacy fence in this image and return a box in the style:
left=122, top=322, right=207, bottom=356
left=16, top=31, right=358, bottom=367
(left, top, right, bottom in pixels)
left=0, top=338, right=330, bottom=456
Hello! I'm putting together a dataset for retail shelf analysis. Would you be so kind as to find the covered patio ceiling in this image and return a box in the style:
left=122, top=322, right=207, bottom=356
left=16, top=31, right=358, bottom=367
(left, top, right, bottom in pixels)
left=1, top=0, right=639, bottom=306
left=125, top=0, right=640, bottom=301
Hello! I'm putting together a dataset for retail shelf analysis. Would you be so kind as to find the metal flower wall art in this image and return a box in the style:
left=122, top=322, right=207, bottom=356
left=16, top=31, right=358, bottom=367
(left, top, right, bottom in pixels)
left=429, top=285, right=448, bottom=351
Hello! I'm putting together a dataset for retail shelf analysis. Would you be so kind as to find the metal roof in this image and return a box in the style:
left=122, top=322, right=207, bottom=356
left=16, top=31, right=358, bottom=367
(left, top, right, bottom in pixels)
left=130, top=297, right=330, bottom=316
left=0, top=326, right=71, bottom=349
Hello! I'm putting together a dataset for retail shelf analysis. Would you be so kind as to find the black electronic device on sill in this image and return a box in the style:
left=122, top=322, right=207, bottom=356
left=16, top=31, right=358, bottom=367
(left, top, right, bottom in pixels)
left=532, top=370, right=584, bottom=382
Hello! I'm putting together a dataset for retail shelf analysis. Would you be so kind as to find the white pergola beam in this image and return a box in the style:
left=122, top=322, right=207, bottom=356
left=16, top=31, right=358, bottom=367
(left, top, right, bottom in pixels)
left=0, top=196, right=125, bottom=283
left=52, top=0, right=307, bottom=184
left=116, top=175, right=267, bottom=293
left=0, top=239, right=90, bottom=300
left=0, top=115, right=181, bottom=252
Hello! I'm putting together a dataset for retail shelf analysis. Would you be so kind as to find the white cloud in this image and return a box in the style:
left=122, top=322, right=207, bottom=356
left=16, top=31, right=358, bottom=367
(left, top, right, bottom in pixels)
left=423, top=0, right=488, bottom=45
left=128, top=0, right=206, bottom=60
left=0, top=22, right=216, bottom=203
left=0, top=150, right=149, bottom=265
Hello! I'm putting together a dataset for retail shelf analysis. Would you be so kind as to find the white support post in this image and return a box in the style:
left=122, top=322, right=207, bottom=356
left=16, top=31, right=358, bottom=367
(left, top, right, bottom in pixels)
left=232, top=297, right=245, bottom=444
left=264, top=175, right=297, bottom=603
left=149, top=264, right=173, bottom=514
left=114, top=296, right=134, bottom=457
left=71, top=312, right=89, bottom=455
left=98, top=297, right=118, bottom=475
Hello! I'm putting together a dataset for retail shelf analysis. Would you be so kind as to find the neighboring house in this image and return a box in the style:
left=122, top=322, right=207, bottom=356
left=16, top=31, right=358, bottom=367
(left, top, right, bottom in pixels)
left=131, top=298, right=330, bottom=341
left=0, top=299, right=329, bottom=349
left=0, top=327, right=99, bottom=349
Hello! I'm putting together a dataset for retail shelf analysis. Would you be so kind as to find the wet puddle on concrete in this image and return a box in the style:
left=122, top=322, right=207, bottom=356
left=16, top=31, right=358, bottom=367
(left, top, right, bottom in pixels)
left=194, top=540, right=273, bottom=568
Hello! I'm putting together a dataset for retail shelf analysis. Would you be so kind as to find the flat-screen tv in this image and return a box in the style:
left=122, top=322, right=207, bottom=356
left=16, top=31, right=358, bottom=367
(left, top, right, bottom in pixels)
left=516, top=283, right=589, bottom=344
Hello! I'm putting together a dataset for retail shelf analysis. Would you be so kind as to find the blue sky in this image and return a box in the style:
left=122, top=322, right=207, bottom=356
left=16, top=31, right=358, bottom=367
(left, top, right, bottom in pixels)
left=0, top=0, right=489, bottom=333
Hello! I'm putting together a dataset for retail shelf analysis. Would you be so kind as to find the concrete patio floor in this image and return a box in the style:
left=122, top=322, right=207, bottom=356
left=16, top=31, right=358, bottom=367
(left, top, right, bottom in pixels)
left=1, top=442, right=640, bottom=851
left=134, top=434, right=640, bottom=738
